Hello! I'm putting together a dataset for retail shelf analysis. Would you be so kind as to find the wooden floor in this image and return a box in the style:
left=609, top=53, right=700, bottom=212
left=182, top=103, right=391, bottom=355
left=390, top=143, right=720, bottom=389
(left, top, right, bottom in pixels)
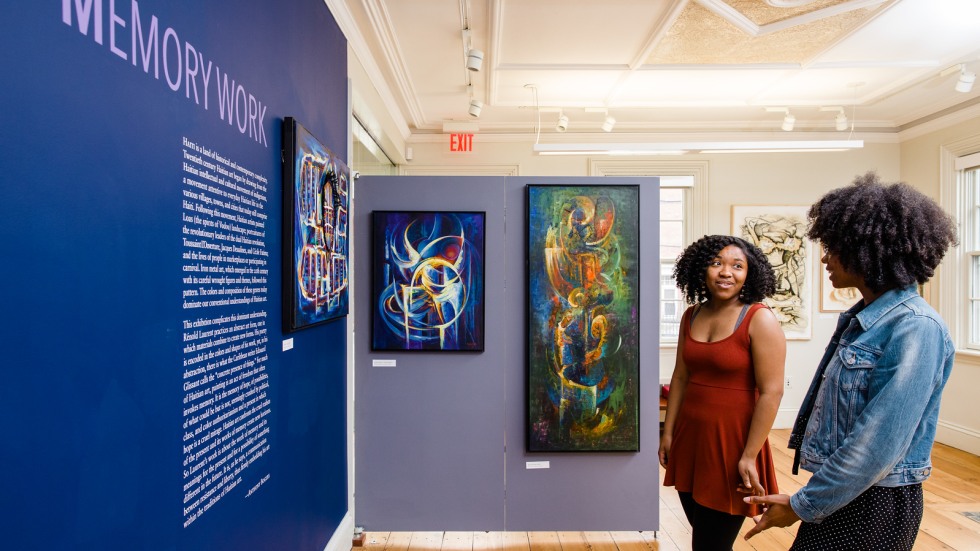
left=360, top=430, right=980, bottom=551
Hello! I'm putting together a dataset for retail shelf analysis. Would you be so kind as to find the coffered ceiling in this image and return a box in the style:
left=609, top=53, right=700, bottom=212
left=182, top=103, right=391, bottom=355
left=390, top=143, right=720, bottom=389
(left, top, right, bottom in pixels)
left=331, top=0, right=980, bottom=142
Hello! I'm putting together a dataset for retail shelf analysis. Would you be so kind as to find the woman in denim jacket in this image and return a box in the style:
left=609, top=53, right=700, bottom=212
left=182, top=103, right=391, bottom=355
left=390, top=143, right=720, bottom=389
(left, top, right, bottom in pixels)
left=744, top=173, right=957, bottom=550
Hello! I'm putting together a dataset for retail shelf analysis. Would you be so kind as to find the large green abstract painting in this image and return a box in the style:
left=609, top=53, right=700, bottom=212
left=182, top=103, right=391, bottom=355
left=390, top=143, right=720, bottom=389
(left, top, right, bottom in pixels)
left=526, top=185, right=640, bottom=452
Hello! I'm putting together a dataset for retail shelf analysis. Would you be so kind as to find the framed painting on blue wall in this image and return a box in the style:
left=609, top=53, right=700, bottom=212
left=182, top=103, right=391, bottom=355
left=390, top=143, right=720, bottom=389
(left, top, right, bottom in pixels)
left=371, top=210, right=486, bottom=351
left=526, top=184, right=640, bottom=452
left=282, top=117, right=350, bottom=332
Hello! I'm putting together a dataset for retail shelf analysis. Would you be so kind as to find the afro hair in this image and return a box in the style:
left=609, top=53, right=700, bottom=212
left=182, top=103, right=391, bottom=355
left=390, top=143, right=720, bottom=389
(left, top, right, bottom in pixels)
left=806, top=172, right=958, bottom=293
left=673, top=234, right=777, bottom=305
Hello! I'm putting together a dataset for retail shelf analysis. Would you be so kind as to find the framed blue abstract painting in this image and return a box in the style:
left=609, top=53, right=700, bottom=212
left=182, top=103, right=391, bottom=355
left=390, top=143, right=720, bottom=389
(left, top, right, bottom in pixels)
left=371, top=211, right=486, bottom=351
left=282, top=117, right=350, bottom=331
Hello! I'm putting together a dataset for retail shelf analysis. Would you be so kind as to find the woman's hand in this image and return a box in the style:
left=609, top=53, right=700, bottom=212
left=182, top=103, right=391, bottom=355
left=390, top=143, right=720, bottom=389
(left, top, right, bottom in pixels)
left=736, top=456, right=765, bottom=495
left=658, top=433, right=672, bottom=468
left=743, top=494, right=800, bottom=539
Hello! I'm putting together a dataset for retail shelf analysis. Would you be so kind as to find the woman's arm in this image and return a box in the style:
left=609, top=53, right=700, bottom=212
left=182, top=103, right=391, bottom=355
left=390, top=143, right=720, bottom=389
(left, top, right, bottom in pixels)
left=740, top=306, right=786, bottom=494
left=659, top=310, right=691, bottom=468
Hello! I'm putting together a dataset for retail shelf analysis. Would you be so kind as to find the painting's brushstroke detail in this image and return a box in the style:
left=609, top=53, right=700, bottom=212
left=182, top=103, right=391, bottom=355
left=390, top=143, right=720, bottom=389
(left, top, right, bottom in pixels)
left=527, top=185, right=640, bottom=452
left=372, top=211, right=485, bottom=351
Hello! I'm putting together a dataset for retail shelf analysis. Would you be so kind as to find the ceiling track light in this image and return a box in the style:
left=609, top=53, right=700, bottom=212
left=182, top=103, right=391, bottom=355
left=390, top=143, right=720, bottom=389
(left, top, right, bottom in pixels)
left=556, top=111, right=569, bottom=132
left=765, top=107, right=795, bottom=131
left=468, top=99, right=483, bottom=118
left=941, top=63, right=976, bottom=93
left=601, top=115, right=616, bottom=132
left=466, top=48, right=484, bottom=72
left=821, top=106, right=849, bottom=131
left=957, top=67, right=976, bottom=93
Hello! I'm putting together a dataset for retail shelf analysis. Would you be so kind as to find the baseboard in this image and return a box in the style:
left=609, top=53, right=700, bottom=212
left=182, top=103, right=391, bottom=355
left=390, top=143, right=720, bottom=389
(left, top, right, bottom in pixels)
left=936, top=419, right=980, bottom=456
left=774, top=408, right=797, bottom=430
left=323, top=511, right=355, bottom=551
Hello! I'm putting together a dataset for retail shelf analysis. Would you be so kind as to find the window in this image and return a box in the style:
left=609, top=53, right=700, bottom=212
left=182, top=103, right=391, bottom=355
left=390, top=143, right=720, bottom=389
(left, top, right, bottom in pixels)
left=589, top=160, right=708, bottom=345
left=940, top=140, right=980, bottom=355
left=957, top=153, right=980, bottom=349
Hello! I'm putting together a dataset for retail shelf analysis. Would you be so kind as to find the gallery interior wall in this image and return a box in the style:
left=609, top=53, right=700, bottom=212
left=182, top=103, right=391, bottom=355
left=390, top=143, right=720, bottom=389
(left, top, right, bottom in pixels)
left=0, top=1, right=350, bottom=549
left=354, top=175, right=660, bottom=530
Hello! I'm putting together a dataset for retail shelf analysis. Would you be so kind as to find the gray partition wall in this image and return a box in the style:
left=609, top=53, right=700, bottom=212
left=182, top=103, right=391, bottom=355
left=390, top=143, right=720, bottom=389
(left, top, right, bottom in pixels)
left=354, top=175, right=660, bottom=531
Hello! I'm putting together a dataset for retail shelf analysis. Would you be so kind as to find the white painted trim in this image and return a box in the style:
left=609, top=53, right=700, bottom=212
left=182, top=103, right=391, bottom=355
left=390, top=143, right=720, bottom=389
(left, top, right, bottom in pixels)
left=322, top=511, right=355, bottom=551
left=323, top=0, right=412, bottom=139
left=939, top=135, right=980, bottom=349
left=936, top=419, right=980, bottom=456
left=399, top=165, right=520, bottom=176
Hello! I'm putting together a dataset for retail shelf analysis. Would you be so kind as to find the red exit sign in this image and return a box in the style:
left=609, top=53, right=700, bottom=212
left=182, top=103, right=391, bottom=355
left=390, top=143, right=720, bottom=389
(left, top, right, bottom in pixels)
left=449, top=133, right=474, bottom=152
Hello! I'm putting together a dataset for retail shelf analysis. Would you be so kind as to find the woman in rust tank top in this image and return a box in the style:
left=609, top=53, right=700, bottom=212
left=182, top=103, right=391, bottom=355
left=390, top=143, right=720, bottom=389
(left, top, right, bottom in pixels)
left=660, top=235, right=786, bottom=550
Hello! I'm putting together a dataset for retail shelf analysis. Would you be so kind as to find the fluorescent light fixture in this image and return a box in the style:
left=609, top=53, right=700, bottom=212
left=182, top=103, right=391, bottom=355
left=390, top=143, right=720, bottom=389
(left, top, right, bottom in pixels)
left=533, top=140, right=864, bottom=155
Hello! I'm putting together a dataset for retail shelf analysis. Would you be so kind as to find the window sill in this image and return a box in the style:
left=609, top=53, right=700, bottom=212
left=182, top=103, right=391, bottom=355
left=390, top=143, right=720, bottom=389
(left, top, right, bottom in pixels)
left=955, top=350, right=980, bottom=367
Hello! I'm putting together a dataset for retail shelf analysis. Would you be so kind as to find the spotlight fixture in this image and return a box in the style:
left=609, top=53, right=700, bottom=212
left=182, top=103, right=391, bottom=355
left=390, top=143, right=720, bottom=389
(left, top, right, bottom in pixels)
left=941, top=63, right=976, bottom=93
left=781, top=112, right=795, bottom=132
left=957, top=67, right=976, bottom=93
left=601, top=115, right=616, bottom=132
left=468, top=99, right=483, bottom=118
left=466, top=48, right=484, bottom=72
left=835, top=111, right=848, bottom=131
left=556, top=112, right=569, bottom=132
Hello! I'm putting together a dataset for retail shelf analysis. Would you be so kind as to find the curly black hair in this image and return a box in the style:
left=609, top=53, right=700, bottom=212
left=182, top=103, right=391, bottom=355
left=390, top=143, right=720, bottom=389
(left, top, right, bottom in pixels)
left=807, top=172, right=958, bottom=292
left=673, top=235, right=777, bottom=305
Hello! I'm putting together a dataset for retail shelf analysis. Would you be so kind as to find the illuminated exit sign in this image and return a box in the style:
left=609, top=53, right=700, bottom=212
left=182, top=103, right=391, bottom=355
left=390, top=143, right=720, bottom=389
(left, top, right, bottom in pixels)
left=450, top=133, right=474, bottom=152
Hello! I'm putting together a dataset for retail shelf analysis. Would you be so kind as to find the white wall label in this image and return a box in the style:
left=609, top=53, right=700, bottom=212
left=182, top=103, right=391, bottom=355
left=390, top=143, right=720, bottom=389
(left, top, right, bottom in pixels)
left=372, top=359, right=396, bottom=367
left=282, top=338, right=294, bottom=351
left=526, top=461, right=550, bottom=469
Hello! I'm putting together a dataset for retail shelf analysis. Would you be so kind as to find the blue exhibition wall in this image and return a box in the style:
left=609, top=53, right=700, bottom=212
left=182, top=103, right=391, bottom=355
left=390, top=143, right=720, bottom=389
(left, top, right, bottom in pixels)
left=0, top=2, right=348, bottom=549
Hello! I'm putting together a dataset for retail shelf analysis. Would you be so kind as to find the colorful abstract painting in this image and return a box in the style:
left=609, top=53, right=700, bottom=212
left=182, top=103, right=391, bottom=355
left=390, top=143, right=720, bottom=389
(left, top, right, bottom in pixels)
left=731, top=205, right=811, bottom=340
left=282, top=118, right=350, bottom=331
left=526, top=185, right=640, bottom=452
left=372, top=211, right=486, bottom=351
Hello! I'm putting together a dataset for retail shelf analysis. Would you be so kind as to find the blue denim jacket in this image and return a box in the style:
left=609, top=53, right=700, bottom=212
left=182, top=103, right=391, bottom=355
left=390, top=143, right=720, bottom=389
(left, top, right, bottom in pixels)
left=789, top=285, right=954, bottom=524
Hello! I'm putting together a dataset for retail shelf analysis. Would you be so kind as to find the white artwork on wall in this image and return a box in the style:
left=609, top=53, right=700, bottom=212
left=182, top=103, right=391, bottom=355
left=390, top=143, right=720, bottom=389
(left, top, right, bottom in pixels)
left=732, top=205, right=812, bottom=340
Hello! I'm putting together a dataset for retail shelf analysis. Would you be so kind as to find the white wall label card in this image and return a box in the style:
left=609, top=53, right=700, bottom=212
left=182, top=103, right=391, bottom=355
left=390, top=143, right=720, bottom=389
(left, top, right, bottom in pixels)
left=525, top=461, right=550, bottom=469
left=372, top=359, right=396, bottom=367
left=282, top=338, right=294, bottom=351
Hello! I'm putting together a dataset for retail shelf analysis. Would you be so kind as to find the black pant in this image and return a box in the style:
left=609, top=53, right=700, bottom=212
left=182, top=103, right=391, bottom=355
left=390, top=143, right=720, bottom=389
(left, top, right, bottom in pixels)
left=677, top=492, right=745, bottom=551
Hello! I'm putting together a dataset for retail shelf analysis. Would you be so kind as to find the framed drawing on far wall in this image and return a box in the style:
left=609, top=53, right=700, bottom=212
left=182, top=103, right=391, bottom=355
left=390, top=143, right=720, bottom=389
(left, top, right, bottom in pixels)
left=526, top=184, right=640, bottom=452
left=371, top=210, right=486, bottom=352
left=281, top=117, right=350, bottom=332
left=819, top=267, right=861, bottom=312
left=732, top=205, right=812, bottom=340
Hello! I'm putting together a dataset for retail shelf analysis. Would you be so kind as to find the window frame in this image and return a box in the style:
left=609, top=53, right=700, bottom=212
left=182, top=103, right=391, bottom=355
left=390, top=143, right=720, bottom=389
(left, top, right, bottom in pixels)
left=590, top=160, right=709, bottom=346
left=940, top=138, right=980, bottom=358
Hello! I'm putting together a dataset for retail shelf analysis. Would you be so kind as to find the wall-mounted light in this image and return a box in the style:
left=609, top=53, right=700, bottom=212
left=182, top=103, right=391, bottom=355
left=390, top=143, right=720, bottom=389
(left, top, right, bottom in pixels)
left=468, top=99, right=483, bottom=118
left=556, top=111, right=569, bottom=132
left=466, top=49, right=484, bottom=72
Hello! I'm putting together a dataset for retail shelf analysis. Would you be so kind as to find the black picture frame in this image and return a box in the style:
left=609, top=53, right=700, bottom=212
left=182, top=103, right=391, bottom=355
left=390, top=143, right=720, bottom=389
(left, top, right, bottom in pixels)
left=281, top=117, right=350, bottom=332
left=525, top=184, right=641, bottom=452
left=370, top=210, right=487, bottom=352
